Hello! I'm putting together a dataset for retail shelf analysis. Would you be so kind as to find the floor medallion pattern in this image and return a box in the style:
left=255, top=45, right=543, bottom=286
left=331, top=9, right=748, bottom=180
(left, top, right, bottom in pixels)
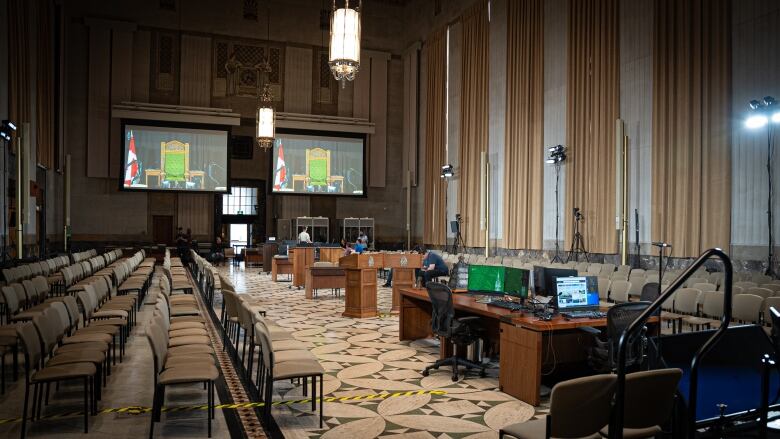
left=219, top=267, right=544, bottom=439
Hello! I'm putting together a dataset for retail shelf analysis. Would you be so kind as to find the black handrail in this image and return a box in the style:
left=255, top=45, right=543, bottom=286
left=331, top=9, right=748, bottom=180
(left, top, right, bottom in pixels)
left=610, top=248, right=734, bottom=439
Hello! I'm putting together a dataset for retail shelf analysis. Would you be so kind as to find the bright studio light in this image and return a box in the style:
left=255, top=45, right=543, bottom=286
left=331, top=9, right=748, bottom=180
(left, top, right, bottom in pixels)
left=746, top=96, right=779, bottom=129
left=746, top=114, right=769, bottom=129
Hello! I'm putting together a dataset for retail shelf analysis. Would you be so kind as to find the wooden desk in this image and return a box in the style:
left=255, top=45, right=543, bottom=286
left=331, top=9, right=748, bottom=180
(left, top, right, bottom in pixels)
left=188, top=170, right=205, bottom=189
left=243, top=248, right=263, bottom=267
left=145, top=169, right=163, bottom=187
left=319, top=247, right=343, bottom=265
left=271, top=256, right=293, bottom=281
left=382, top=253, right=424, bottom=314
left=292, top=175, right=306, bottom=191
left=292, top=247, right=315, bottom=288
left=305, top=266, right=346, bottom=299
left=340, top=253, right=384, bottom=318
left=328, top=175, right=345, bottom=192
left=399, top=288, right=623, bottom=406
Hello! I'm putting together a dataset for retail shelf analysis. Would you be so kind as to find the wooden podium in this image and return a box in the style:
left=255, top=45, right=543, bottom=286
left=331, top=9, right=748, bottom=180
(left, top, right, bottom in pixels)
left=383, top=253, right=424, bottom=314
left=262, top=243, right=279, bottom=273
left=339, top=253, right=384, bottom=318
left=319, top=247, right=343, bottom=265
left=291, top=247, right=315, bottom=288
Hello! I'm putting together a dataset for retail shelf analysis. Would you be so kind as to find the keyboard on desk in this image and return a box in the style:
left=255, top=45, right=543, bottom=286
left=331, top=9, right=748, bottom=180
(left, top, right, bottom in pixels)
left=487, top=299, right=524, bottom=311
left=561, top=310, right=607, bottom=319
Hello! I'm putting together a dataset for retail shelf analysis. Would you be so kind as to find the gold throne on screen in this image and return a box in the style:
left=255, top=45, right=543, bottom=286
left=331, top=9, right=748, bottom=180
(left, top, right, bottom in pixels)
left=145, top=140, right=204, bottom=189
left=292, top=147, right=344, bottom=193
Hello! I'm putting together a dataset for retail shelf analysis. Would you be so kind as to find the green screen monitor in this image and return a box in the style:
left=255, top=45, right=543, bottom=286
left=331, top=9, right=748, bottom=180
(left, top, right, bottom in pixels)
left=467, top=265, right=529, bottom=299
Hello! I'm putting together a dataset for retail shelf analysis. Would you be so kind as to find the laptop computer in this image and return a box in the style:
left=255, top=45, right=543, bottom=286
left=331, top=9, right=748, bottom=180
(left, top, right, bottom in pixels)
left=555, top=276, right=600, bottom=312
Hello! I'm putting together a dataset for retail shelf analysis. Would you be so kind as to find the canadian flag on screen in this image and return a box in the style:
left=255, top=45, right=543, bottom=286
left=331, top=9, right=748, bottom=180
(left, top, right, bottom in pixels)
left=273, top=141, right=287, bottom=190
left=124, top=130, right=139, bottom=186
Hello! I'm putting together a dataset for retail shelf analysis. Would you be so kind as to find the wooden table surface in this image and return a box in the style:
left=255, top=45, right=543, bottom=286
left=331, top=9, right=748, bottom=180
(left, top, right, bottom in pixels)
left=399, top=287, right=615, bottom=331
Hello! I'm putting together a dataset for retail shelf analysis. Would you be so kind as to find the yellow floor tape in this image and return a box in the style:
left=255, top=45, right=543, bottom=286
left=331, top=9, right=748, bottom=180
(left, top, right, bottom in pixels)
left=0, top=389, right=448, bottom=425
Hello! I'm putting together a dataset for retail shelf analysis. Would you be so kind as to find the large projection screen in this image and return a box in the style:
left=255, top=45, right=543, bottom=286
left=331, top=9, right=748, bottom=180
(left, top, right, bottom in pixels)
left=270, top=130, right=366, bottom=196
left=120, top=121, right=230, bottom=193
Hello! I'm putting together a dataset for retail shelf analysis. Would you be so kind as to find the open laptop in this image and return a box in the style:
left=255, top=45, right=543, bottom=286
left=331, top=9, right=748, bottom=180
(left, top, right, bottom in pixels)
left=555, top=276, right=601, bottom=317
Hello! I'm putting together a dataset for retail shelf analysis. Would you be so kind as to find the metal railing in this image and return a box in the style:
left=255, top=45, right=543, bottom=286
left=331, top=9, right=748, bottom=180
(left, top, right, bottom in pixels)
left=610, top=248, right=734, bottom=439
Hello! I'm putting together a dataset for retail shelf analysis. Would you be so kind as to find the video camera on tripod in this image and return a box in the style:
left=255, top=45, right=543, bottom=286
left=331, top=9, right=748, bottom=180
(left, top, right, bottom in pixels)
left=573, top=207, right=584, bottom=221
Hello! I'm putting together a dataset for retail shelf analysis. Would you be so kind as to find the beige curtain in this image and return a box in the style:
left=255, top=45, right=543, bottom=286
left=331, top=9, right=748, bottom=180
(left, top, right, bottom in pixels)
left=458, top=0, right=490, bottom=248
left=565, top=0, right=620, bottom=255
left=423, top=28, right=447, bottom=246
left=9, top=0, right=31, bottom=148
left=652, top=0, right=731, bottom=257
left=36, top=0, right=55, bottom=169
left=503, top=0, right=544, bottom=250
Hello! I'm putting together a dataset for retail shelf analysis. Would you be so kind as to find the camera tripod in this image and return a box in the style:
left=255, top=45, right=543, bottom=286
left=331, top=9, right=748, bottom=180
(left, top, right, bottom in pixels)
left=566, top=209, right=589, bottom=262
left=450, top=216, right=464, bottom=254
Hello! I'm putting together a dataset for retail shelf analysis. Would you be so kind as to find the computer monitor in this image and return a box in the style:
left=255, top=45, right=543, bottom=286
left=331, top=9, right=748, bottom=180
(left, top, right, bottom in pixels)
left=533, top=266, right=578, bottom=296
left=467, top=265, right=529, bottom=299
left=504, top=267, right=530, bottom=299
left=555, top=276, right=600, bottom=311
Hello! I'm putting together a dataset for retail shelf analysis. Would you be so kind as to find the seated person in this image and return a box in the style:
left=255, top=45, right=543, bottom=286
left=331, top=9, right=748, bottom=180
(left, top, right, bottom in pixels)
left=343, top=242, right=356, bottom=256
left=212, top=236, right=225, bottom=266
left=354, top=236, right=367, bottom=253
left=415, top=245, right=449, bottom=288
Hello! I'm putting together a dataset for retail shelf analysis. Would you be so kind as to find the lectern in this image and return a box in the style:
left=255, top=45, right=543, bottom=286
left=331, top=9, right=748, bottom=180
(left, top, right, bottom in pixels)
left=339, top=253, right=384, bottom=318
left=383, top=253, right=424, bottom=314
left=292, top=247, right=315, bottom=288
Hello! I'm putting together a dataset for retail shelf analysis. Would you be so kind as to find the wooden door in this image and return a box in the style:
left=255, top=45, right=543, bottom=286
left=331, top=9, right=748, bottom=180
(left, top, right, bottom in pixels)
left=153, top=215, right=174, bottom=245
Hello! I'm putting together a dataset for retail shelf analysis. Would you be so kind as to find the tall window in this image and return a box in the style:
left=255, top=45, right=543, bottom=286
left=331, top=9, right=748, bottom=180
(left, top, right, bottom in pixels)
left=222, top=187, right=257, bottom=215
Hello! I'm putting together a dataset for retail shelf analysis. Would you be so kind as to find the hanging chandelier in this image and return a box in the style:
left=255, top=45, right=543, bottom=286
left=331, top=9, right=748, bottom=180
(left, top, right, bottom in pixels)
left=256, top=81, right=274, bottom=150
left=256, top=7, right=275, bottom=150
left=329, top=0, right=362, bottom=87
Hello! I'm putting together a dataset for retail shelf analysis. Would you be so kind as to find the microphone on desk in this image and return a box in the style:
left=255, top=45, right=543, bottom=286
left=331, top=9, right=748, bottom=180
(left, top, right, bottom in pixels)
left=651, top=242, right=672, bottom=248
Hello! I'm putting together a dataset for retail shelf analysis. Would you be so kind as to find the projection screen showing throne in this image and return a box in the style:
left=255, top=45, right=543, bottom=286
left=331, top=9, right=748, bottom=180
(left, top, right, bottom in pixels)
left=121, top=123, right=229, bottom=193
left=271, top=131, right=365, bottom=196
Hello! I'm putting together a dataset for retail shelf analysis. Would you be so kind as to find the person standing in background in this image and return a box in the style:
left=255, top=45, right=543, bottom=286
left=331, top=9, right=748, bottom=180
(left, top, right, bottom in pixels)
left=176, top=227, right=187, bottom=260
left=358, top=231, right=368, bottom=247
left=298, top=226, right=312, bottom=244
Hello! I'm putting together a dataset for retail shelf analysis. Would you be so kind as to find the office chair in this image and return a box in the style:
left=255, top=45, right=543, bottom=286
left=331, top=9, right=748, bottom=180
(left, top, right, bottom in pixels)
left=588, top=301, right=651, bottom=373
left=422, top=282, right=486, bottom=381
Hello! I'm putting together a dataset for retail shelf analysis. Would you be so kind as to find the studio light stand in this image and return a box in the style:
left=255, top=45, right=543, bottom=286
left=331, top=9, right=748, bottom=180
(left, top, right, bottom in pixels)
left=567, top=207, right=589, bottom=262
left=745, top=97, right=779, bottom=278
left=451, top=214, right=464, bottom=254
left=441, top=164, right=457, bottom=252
left=546, top=145, right=567, bottom=263
left=633, top=209, right=641, bottom=268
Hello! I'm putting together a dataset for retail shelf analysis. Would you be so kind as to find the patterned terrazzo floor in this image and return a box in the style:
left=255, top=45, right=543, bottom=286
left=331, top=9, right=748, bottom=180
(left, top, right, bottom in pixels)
left=218, top=265, right=544, bottom=439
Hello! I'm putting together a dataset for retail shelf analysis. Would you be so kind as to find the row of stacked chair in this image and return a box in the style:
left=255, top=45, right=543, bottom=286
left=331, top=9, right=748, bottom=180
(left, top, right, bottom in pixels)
left=57, top=250, right=123, bottom=296
left=146, top=252, right=217, bottom=437
left=0, top=249, right=145, bottom=437
left=71, top=249, right=98, bottom=263
left=210, top=261, right=325, bottom=428
left=190, top=252, right=221, bottom=306
left=3, top=255, right=71, bottom=286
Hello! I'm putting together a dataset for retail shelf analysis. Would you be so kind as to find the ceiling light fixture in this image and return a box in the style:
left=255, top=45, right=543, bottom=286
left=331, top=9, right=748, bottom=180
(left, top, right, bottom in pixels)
left=329, top=0, right=362, bottom=87
left=256, top=6, right=275, bottom=150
